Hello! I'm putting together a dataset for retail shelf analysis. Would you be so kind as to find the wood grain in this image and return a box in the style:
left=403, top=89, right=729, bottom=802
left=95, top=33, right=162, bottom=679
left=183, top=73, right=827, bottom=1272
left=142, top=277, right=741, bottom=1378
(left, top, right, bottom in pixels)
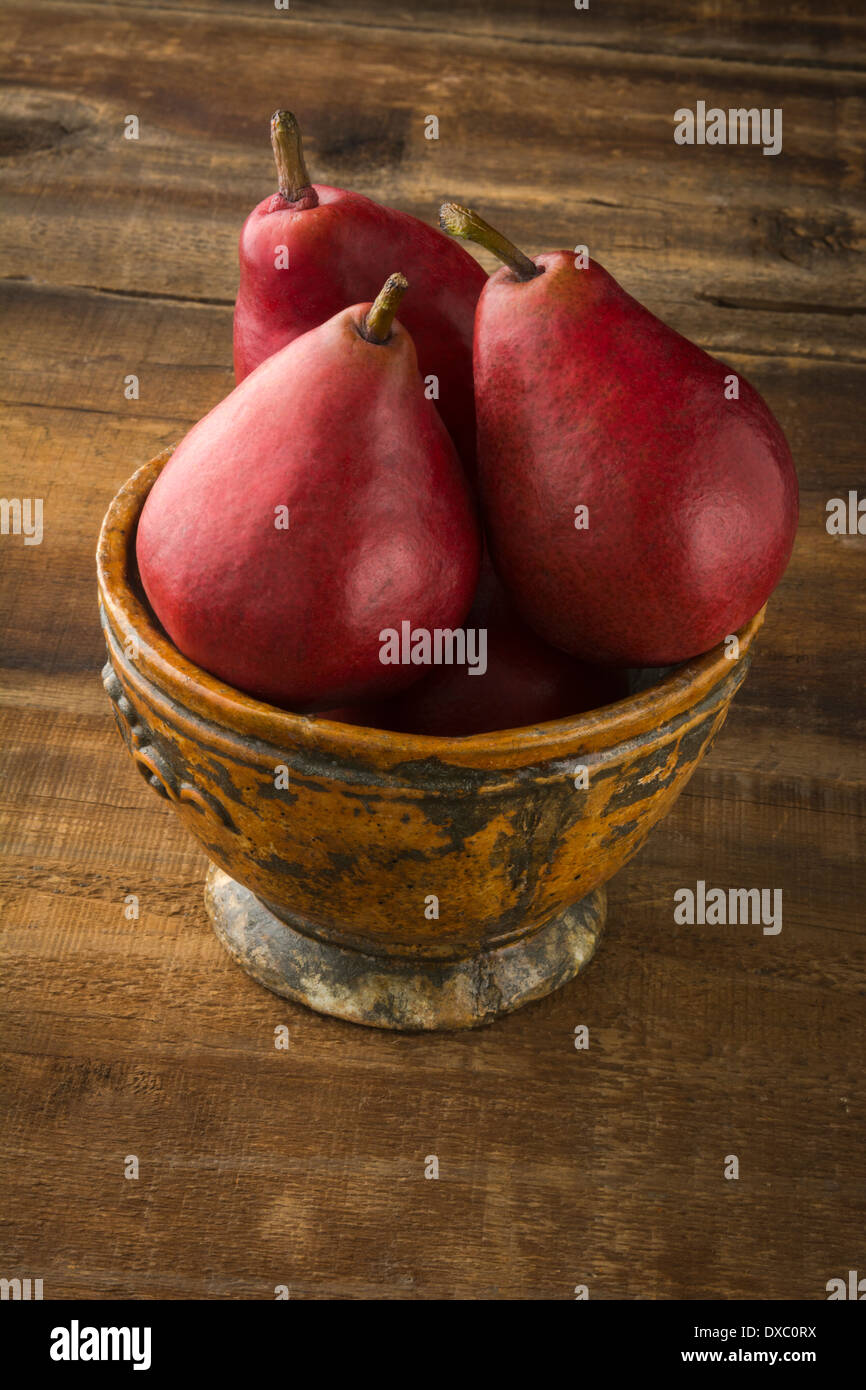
left=61, top=0, right=866, bottom=70
left=2, top=3, right=864, bottom=350
left=1, top=0, right=864, bottom=1300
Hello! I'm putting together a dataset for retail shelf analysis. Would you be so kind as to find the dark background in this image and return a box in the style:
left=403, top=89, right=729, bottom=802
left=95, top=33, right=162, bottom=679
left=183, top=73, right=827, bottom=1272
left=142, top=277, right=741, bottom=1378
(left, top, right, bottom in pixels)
left=1, top=0, right=863, bottom=1299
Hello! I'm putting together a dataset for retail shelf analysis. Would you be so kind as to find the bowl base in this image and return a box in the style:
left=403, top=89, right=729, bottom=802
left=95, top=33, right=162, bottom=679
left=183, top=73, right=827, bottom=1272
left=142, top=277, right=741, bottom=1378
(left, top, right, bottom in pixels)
left=204, top=865, right=606, bottom=1031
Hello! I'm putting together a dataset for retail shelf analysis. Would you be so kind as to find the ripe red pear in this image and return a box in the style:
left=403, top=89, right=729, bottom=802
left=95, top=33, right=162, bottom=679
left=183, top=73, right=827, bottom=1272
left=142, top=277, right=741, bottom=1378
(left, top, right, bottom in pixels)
left=320, top=551, right=628, bottom=736
left=234, top=112, right=486, bottom=471
left=440, top=204, right=799, bottom=667
left=137, top=273, right=481, bottom=710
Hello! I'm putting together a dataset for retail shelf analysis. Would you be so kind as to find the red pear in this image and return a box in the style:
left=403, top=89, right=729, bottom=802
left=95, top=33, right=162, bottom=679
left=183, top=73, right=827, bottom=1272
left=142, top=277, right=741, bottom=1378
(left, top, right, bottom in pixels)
left=234, top=112, right=486, bottom=471
left=320, top=551, right=628, bottom=736
left=440, top=204, right=799, bottom=667
left=137, top=274, right=481, bottom=710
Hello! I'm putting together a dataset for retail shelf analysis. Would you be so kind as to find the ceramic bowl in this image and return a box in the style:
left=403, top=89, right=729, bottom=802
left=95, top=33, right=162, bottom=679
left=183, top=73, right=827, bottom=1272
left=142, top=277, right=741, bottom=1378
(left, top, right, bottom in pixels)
left=97, top=449, right=764, bottom=1029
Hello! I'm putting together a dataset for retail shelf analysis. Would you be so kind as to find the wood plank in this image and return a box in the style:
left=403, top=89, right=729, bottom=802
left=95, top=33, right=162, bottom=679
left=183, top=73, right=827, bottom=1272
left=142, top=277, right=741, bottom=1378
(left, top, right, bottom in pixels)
left=1, top=652, right=864, bottom=1299
left=1, top=3, right=863, bottom=361
left=1, top=753, right=862, bottom=1298
left=83, top=0, right=866, bottom=71
left=4, top=279, right=866, bottom=466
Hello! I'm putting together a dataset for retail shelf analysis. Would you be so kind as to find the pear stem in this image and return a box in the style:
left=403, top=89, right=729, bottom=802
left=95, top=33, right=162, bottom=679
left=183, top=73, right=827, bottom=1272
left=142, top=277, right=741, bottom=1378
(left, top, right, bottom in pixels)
left=270, top=110, right=318, bottom=205
left=439, top=202, right=541, bottom=280
left=362, top=273, right=409, bottom=343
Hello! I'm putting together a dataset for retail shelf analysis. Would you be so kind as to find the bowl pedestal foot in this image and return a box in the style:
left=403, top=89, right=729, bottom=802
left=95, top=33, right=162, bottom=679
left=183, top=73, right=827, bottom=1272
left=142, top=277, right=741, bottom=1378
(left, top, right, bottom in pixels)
left=204, top=864, right=606, bottom=1031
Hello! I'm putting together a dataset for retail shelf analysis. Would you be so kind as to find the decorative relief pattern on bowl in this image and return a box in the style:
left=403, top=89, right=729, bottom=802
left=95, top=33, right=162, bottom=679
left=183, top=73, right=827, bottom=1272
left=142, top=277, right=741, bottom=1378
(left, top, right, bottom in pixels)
left=102, top=660, right=237, bottom=832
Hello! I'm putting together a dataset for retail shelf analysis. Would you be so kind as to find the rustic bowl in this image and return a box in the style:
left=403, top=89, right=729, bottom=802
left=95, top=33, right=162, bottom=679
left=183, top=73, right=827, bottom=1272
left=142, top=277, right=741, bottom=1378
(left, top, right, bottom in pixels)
left=97, top=449, right=764, bottom=1030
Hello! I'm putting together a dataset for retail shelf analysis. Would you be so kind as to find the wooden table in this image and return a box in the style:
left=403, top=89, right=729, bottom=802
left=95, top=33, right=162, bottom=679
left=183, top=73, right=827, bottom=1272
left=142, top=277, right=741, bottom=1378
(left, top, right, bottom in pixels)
left=1, top=1, right=863, bottom=1300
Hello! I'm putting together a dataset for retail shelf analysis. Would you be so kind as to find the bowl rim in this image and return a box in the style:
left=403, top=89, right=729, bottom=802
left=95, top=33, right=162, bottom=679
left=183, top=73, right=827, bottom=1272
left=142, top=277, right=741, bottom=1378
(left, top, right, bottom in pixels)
left=97, top=448, right=765, bottom=767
